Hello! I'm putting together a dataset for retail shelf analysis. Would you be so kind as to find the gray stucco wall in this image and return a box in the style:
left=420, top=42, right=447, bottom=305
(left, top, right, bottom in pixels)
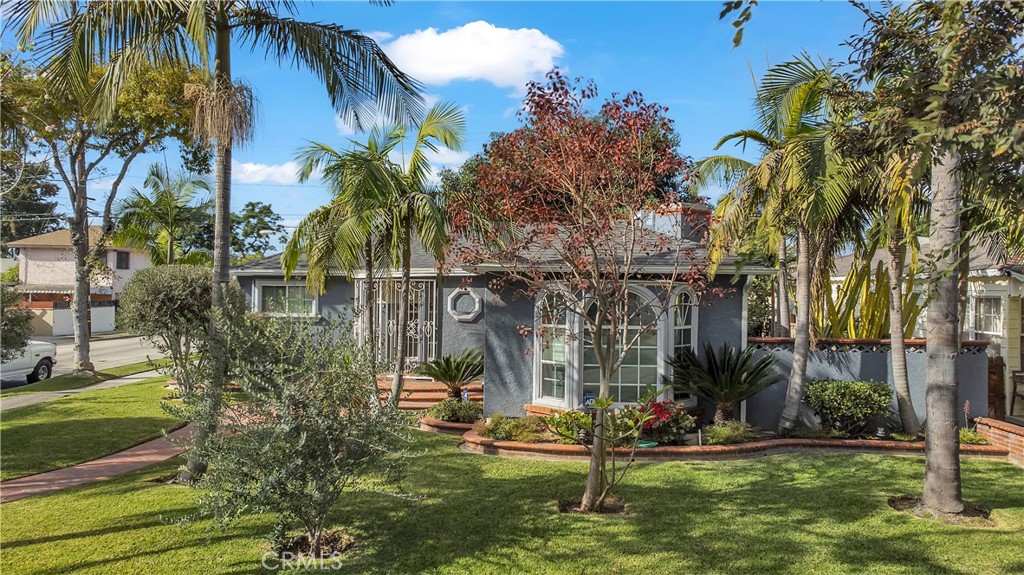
left=745, top=343, right=990, bottom=429
left=481, top=276, right=749, bottom=417
left=438, top=276, right=487, bottom=357
left=482, top=279, right=535, bottom=416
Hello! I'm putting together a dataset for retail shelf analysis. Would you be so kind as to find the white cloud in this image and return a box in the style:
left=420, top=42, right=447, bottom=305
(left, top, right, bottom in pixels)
left=365, top=30, right=393, bottom=43
left=334, top=116, right=358, bottom=137
left=382, top=21, right=563, bottom=90
left=232, top=161, right=309, bottom=185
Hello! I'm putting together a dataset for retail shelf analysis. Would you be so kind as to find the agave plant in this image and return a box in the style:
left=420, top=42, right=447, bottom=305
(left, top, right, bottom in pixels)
left=417, top=348, right=484, bottom=398
left=667, top=343, right=782, bottom=424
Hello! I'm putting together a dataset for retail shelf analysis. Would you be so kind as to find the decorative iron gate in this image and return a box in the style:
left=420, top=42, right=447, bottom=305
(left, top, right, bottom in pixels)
left=357, top=278, right=438, bottom=369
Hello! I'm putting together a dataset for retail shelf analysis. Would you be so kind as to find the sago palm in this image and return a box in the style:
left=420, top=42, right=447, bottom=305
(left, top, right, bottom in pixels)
left=114, top=163, right=212, bottom=265
left=417, top=348, right=484, bottom=398
left=667, top=342, right=782, bottom=424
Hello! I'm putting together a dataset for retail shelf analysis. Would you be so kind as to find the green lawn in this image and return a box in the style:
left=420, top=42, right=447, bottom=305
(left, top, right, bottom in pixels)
left=2, top=431, right=1022, bottom=574
left=0, top=376, right=183, bottom=481
left=1, top=358, right=171, bottom=395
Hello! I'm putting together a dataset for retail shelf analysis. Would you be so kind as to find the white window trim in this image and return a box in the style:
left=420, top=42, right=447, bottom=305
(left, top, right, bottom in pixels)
left=253, top=278, right=319, bottom=318
left=532, top=285, right=698, bottom=410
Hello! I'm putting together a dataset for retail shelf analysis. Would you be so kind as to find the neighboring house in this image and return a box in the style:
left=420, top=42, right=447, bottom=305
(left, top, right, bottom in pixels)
left=833, top=237, right=1023, bottom=419
left=232, top=216, right=770, bottom=422
left=6, top=227, right=150, bottom=336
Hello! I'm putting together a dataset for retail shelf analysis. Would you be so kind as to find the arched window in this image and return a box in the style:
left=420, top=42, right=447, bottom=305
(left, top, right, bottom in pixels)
left=537, top=292, right=568, bottom=400
left=673, top=289, right=697, bottom=354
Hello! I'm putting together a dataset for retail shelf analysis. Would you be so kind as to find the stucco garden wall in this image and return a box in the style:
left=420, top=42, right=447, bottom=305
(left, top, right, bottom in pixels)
left=745, top=339, right=991, bottom=429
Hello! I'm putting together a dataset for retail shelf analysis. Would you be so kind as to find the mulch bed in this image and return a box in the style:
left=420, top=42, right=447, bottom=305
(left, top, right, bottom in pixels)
left=887, top=495, right=996, bottom=527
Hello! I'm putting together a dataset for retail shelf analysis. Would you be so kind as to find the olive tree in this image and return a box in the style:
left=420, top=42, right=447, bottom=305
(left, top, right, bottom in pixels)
left=193, top=315, right=412, bottom=559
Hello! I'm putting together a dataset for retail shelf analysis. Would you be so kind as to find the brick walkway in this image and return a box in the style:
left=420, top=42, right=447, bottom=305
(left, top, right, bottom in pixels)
left=0, top=423, right=195, bottom=504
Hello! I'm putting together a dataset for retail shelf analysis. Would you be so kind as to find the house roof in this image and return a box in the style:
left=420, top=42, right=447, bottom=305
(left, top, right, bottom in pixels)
left=15, top=283, right=75, bottom=294
left=832, top=237, right=1022, bottom=279
left=231, top=238, right=444, bottom=277
left=7, top=227, right=104, bottom=249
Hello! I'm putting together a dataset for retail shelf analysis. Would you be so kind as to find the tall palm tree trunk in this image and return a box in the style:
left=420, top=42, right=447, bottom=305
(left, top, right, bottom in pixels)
left=888, top=234, right=921, bottom=435
left=182, top=13, right=232, bottom=482
left=778, top=222, right=811, bottom=433
left=922, top=148, right=965, bottom=515
left=776, top=236, right=791, bottom=337
left=166, top=234, right=175, bottom=265
left=365, top=237, right=375, bottom=354
left=389, top=220, right=412, bottom=406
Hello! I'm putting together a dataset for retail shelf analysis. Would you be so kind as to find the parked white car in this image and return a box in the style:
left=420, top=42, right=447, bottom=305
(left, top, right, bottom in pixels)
left=1, top=340, right=57, bottom=383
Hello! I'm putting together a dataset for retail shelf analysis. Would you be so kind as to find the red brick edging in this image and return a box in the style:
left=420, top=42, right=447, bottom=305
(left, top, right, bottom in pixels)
left=418, top=417, right=475, bottom=435
left=459, top=429, right=1010, bottom=462
left=975, top=418, right=1024, bottom=467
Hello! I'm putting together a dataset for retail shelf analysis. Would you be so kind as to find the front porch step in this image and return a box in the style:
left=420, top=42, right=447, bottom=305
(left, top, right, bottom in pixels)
left=375, top=381, right=483, bottom=393
left=380, top=391, right=483, bottom=402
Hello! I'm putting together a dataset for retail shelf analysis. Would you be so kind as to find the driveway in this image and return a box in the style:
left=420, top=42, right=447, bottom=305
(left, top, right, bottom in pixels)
left=1, top=334, right=164, bottom=388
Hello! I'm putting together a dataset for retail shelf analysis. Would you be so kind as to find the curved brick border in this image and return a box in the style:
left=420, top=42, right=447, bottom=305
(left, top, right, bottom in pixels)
left=460, top=429, right=1010, bottom=462
left=419, top=417, right=475, bottom=435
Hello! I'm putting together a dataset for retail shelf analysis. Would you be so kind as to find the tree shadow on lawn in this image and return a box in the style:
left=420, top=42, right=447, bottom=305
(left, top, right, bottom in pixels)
left=323, top=440, right=1024, bottom=575
left=0, top=416, right=183, bottom=480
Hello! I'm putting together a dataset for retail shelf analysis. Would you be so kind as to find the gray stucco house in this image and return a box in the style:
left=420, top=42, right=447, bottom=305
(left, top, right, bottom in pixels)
left=231, top=232, right=767, bottom=421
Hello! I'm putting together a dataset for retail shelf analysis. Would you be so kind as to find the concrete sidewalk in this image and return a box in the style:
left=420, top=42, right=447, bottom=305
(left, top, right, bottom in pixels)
left=0, top=370, right=162, bottom=412
left=0, top=423, right=194, bottom=503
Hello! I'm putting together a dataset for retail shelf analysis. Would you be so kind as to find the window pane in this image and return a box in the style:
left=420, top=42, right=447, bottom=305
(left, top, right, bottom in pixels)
left=261, top=286, right=287, bottom=313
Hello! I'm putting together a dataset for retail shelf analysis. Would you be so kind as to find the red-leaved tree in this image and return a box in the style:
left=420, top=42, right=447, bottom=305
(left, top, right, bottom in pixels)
left=449, top=71, right=712, bottom=512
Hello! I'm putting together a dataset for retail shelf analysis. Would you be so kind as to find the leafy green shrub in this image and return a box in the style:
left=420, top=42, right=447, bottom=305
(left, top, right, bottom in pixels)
left=416, top=348, right=484, bottom=398
left=805, top=379, right=893, bottom=436
left=959, top=428, right=988, bottom=445
left=1, top=266, right=19, bottom=284
left=118, top=265, right=245, bottom=385
left=476, top=413, right=546, bottom=443
left=791, top=427, right=849, bottom=440
left=642, top=400, right=695, bottom=444
left=544, top=410, right=594, bottom=444
left=0, top=285, right=33, bottom=363
left=703, top=421, right=760, bottom=445
left=427, top=399, right=483, bottom=423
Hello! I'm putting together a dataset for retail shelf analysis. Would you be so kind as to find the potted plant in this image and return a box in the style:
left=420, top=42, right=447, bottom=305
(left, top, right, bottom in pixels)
left=416, top=348, right=484, bottom=399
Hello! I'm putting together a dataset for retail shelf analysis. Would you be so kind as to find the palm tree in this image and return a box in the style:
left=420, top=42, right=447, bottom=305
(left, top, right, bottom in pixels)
left=287, top=102, right=465, bottom=405
left=9, top=0, right=423, bottom=481
left=114, top=163, right=212, bottom=265
left=706, top=55, right=861, bottom=433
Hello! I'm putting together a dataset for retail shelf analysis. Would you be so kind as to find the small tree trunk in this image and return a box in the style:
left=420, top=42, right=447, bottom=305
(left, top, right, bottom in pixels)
left=778, top=222, right=811, bottom=433
left=181, top=15, right=232, bottom=483
left=922, top=148, right=965, bottom=515
left=580, top=369, right=612, bottom=512
left=714, top=402, right=734, bottom=424
left=389, top=222, right=412, bottom=406
left=776, top=236, right=791, bottom=337
left=888, top=235, right=921, bottom=435
left=166, top=235, right=175, bottom=265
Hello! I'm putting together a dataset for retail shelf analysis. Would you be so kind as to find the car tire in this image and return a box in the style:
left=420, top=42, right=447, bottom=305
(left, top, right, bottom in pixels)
left=27, top=359, right=53, bottom=383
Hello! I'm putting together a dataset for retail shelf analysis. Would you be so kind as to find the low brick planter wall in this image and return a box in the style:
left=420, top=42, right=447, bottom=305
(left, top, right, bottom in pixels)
left=419, top=417, right=475, bottom=435
left=975, top=418, right=1024, bottom=467
left=460, top=430, right=1010, bottom=462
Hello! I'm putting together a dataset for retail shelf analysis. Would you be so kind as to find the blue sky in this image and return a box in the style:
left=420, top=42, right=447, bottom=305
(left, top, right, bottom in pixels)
left=37, top=1, right=869, bottom=231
